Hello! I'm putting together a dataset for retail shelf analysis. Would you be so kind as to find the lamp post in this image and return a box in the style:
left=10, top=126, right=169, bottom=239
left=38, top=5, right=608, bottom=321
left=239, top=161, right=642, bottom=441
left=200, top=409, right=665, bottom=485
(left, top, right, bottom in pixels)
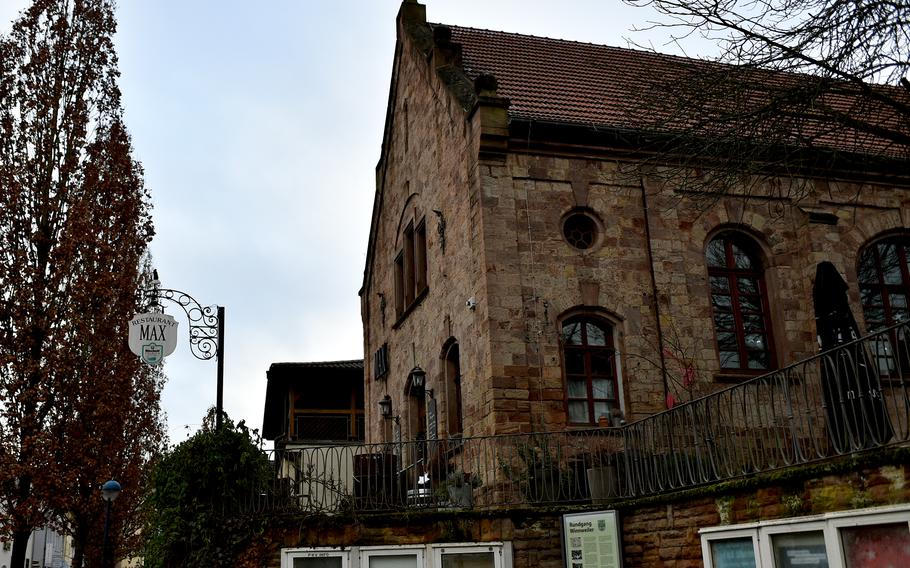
left=101, top=479, right=121, bottom=568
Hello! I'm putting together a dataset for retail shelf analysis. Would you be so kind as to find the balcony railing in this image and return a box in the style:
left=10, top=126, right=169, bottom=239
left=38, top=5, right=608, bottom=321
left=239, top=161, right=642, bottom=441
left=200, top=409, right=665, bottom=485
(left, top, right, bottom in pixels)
left=247, top=322, right=910, bottom=514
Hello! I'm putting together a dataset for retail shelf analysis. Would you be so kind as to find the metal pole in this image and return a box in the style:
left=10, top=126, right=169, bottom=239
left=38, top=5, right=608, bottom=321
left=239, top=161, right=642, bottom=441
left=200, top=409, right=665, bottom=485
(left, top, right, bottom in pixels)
left=216, top=305, right=225, bottom=430
left=41, top=525, right=47, bottom=568
left=102, top=500, right=111, bottom=568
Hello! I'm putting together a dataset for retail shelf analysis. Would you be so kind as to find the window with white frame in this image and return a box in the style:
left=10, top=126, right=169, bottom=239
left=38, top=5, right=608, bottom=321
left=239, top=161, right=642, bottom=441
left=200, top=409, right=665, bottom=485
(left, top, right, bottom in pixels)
left=282, top=543, right=511, bottom=568
left=361, top=545, right=426, bottom=568
left=282, top=548, right=350, bottom=568
left=432, top=543, right=511, bottom=568
left=700, top=505, right=910, bottom=568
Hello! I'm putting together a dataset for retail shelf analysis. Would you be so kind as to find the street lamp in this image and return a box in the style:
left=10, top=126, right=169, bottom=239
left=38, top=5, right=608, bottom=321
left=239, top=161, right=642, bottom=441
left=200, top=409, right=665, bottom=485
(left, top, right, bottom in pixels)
left=101, top=480, right=121, bottom=568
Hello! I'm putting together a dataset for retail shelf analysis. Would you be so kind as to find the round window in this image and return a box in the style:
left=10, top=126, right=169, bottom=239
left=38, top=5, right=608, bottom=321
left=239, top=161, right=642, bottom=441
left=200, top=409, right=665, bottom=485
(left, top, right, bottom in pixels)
left=562, top=211, right=599, bottom=250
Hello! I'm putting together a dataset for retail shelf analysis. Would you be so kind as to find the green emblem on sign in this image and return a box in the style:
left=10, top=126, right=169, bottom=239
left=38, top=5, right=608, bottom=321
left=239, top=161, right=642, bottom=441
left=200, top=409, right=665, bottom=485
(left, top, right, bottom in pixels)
left=142, top=343, right=164, bottom=365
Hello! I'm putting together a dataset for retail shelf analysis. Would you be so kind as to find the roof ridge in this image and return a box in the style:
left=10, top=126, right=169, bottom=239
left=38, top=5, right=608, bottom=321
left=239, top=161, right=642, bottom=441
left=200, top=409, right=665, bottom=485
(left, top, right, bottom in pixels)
left=270, top=359, right=364, bottom=367
left=432, top=21, right=885, bottom=87
left=429, top=21, right=706, bottom=66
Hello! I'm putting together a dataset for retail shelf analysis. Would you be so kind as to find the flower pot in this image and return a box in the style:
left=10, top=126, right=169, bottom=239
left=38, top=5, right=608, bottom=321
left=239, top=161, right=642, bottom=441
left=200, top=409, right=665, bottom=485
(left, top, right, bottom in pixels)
left=586, top=464, right=619, bottom=503
left=446, top=484, right=473, bottom=507
left=525, top=467, right=562, bottom=502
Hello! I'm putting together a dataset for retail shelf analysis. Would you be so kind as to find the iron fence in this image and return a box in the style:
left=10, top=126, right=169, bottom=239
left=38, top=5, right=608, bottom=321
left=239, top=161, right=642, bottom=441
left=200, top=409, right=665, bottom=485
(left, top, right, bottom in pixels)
left=245, top=322, right=910, bottom=514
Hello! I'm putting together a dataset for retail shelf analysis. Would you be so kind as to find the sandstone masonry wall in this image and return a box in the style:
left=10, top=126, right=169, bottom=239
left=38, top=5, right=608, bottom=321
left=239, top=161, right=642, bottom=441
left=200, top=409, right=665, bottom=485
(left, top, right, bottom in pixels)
left=476, top=148, right=910, bottom=429
left=254, top=458, right=910, bottom=568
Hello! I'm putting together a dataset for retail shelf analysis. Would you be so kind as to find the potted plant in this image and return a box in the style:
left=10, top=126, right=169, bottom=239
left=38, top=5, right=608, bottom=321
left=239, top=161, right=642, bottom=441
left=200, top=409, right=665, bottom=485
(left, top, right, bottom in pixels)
left=586, top=456, right=621, bottom=503
left=585, top=430, right=626, bottom=503
left=444, top=468, right=481, bottom=508
left=502, top=435, right=575, bottom=503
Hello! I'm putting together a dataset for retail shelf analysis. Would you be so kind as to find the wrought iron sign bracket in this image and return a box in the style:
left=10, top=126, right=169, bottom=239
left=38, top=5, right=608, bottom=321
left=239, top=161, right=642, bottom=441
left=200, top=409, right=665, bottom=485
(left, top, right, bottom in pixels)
left=143, top=276, right=225, bottom=430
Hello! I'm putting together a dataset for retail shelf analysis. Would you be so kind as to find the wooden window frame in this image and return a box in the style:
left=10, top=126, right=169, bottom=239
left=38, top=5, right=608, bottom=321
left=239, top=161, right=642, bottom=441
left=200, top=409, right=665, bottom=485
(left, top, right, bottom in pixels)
left=415, top=220, right=427, bottom=293
left=404, top=222, right=416, bottom=307
left=707, top=233, right=776, bottom=373
left=859, top=236, right=910, bottom=330
left=289, top=389, right=365, bottom=441
left=373, top=343, right=390, bottom=381
left=561, top=316, right=620, bottom=426
left=393, top=216, right=429, bottom=324
left=394, top=252, right=405, bottom=317
left=443, top=342, right=464, bottom=437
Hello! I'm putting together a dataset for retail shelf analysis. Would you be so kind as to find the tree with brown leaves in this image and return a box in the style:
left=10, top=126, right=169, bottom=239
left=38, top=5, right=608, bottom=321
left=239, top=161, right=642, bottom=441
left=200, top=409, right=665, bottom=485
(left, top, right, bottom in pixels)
left=0, top=1, right=165, bottom=566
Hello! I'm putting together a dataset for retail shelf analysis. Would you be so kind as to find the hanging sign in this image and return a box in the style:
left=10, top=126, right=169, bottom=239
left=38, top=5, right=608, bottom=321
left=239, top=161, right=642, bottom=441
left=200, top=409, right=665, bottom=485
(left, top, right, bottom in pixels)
left=128, top=313, right=179, bottom=366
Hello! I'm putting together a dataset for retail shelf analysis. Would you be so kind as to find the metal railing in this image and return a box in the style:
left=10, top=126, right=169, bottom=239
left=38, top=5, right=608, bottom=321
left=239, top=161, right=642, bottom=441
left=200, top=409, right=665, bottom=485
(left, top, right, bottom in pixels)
left=245, top=323, right=910, bottom=515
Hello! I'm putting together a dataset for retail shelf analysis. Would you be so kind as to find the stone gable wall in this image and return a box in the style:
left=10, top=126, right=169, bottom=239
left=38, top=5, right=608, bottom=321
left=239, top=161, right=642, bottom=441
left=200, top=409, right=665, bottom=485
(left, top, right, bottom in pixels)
left=361, top=15, right=497, bottom=443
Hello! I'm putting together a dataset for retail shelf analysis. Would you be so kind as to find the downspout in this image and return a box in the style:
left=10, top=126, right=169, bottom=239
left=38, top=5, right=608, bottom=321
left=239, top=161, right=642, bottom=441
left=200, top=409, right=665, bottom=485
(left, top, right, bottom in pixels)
left=640, top=178, right=670, bottom=405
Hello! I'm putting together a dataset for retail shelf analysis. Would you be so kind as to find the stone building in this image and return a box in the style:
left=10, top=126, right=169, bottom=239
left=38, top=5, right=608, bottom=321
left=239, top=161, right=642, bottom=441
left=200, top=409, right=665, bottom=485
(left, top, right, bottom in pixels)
left=360, top=1, right=908, bottom=439
left=261, top=2, right=910, bottom=567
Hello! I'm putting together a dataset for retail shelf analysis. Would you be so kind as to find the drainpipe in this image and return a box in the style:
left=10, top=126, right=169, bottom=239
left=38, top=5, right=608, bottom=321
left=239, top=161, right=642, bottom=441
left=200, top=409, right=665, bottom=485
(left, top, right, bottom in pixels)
left=641, top=179, right=670, bottom=405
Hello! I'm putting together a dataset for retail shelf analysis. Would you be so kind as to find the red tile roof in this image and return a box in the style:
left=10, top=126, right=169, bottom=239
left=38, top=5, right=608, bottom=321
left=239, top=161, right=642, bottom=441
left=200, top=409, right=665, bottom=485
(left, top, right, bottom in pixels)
left=441, top=24, right=681, bottom=128
left=436, top=24, right=909, bottom=159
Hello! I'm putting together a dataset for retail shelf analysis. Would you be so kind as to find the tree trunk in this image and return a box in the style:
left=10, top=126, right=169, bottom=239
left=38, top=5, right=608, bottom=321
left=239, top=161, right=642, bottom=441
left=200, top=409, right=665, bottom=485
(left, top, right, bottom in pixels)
left=71, top=518, right=88, bottom=568
left=11, top=473, right=34, bottom=568
left=11, top=527, right=32, bottom=568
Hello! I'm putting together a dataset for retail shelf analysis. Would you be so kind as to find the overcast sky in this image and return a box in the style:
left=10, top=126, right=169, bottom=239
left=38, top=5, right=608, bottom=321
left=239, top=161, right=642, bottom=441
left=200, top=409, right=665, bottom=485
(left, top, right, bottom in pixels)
left=0, top=1, right=713, bottom=444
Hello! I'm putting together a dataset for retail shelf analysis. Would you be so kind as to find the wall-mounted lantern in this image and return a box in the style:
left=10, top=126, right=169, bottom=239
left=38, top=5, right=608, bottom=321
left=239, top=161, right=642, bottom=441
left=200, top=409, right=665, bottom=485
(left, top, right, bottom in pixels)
left=378, top=394, right=393, bottom=418
left=409, top=365, right=426, bottom=389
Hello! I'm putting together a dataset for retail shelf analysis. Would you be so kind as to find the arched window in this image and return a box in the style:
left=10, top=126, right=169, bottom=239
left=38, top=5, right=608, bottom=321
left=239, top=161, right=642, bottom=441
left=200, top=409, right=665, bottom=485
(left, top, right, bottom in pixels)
left=858, top=236, right=910, bottom=330
left=443, top=342, right=463, bottom=437
left=706, top=232, right=774, bottom=371
left=561, top=316, right=619, bottom=425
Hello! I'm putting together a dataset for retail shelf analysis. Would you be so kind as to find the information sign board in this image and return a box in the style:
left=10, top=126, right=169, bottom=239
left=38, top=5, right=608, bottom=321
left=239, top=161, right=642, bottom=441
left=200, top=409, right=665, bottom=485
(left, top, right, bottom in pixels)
left=562, top=510, right=621, bottom=568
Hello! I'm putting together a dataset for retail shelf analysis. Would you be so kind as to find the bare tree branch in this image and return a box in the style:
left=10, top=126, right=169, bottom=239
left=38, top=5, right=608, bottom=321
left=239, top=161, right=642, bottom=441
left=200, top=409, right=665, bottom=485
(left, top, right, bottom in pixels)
left=623, top=0, right=910, bottom=204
